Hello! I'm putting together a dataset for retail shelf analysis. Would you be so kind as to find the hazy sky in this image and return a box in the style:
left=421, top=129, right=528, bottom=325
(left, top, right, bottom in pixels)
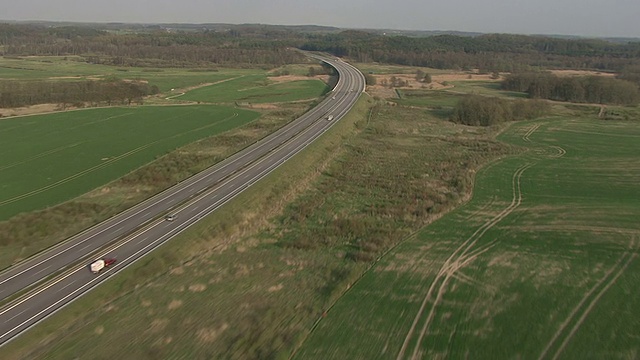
left=2, top=0, right=640, bottom=38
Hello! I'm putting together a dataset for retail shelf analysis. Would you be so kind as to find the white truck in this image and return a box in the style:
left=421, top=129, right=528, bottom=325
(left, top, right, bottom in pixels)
left=89, top=258, right=116, bottom=274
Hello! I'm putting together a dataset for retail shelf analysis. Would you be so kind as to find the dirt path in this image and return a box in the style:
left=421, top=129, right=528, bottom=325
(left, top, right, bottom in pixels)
left=551, top=251, right=636, bottom=359
left=396, top=162, right=532, bottom=360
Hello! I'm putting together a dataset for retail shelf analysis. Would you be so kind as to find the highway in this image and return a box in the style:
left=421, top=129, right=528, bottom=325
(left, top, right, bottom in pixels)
left=0, top=53, right=366, bottom=346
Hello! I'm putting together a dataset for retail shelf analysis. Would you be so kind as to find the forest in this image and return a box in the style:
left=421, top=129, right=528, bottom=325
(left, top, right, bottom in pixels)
left=300, top=31, right=640, bottom=72
left=0, top=79, right=159, bottom=108
left=502, top=73, right=640, bottom=105
left=450, top=95, right=550, bottom=126
left=2, top=23, right=640, bottom=108
left=2, top=23, right=640, bottom=71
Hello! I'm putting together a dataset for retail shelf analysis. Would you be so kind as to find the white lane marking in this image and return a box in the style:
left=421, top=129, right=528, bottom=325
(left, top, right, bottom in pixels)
left=57, top=280, right=76, bottom=293
left=6, top=310, right=25, bottom=323
left=78, top=243, right=94, bottom=253
left=135, top=237, right=149, bottom=246
left=32, top=266, right=51, bottom=277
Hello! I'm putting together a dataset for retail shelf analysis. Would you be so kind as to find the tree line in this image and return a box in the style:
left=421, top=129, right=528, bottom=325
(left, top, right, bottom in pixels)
left=301, top=31, right=640, bottom=73
left=2, top=23, right=640, bottom=72
left=450, top=95, right=550, bottom=126
left=501, top=73, right=640, bottom=105
left=0, top=79, right=159, bottom=108
left=3, top=23, right=640, bottom=109
left=0, top=24, right=305, bottom=67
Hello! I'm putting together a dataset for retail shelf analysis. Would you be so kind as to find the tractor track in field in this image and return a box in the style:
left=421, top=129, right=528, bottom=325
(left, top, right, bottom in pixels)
left=0, top=142, right=85, bottom=172
left=395, top=121, right=579, bottom=359
left=523, top=123, right=541, bottom=142
left=549, top=145, right=567, bottom=158
left=396, top=162, right=532, bottom=360
left=539, top=237, right=637, bottom=360
left=523, top=122, right=567, bottom=158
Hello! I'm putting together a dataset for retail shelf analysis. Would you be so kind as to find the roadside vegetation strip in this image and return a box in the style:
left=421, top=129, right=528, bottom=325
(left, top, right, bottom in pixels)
left=286, top=104, right=513, bottom=359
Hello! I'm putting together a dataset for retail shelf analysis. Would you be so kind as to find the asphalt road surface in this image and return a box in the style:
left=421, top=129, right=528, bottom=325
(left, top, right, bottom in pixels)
left=0, top=53, right=365, bottom=346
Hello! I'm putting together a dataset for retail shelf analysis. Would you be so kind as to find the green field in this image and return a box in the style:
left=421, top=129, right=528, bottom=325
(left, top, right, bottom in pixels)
left=295, top=114, right=640, bottom=359
left=355, top=63, right=451, bottom=76
left=177, top=74, right=329, bottom=104
left=0, top=55, right=332, bottom=267
left=395, top=89, right=464, bottom=108
left=3, top=58, right=638, bottom=359
left=0, top=57, right=329, bottom=220
left=0, top=95, right=518, bottom=359
left=0, top=105, right=259, bottom=219
left=447, top=80, right=528, bottom=98
left=0, top=56, right=260, bottom=91
left=0, top=95, right=377, bottom=360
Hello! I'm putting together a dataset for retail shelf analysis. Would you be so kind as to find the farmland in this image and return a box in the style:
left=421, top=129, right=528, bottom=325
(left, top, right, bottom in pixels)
left=0, top=56, right=258, bottom=91
left=0, top=55, right=331, bottom=261
left=176, top=74, right=329, bottom=104
left=2, top=51, right=639, bottom=360
left=0, top=56, right=336, bottom=219
left=0, top=105, right=260, bottom=220
left=5, top=21, right=640, bottom=359
left=295, top=109, right=640, bottom=359
left=0, top=86, right=516, bottom=359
